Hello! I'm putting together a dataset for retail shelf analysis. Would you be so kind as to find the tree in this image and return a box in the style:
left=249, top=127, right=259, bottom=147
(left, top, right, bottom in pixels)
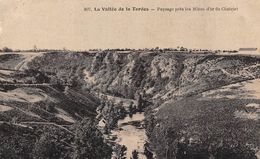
left=128, top=101, right=135, bottom=115
left=144, top=142, right=154, bottom=159
left=101, top=102, right=118, bottom=131
left=2, top=47, right=13, bottom=52
left=64, top=86, right=69, bottom=94
left=11, top=117, right=18, bottom=124
left=45, top=99, right=56, bottom=113
left=131, top=150, right=139, bottom=159
left=97, top=101, right=105, bottom=112
left=128, top=102, right=136, bottom=117
left=33, top=45, right=38, bottom=52
left=46, top=104, right=55, bottom=113
left=114, top=145, right=127, bottom=159
left=33, top=130, right=64, bottom=159
left=73, top=118, right=112, bottom=159
left=0, top=146, right=19, bottom=159
left=107, top=104, right=118, bottom=129
left=136, top=94, right=144, bottom=112
left=116, top=101, right=127, bottom=119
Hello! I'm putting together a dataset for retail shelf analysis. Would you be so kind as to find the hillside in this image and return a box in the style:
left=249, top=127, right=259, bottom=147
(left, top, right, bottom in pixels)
left=0, top=51, right=259, bottom=159
left=147, top=79, right=260, bottom=159
left=0, top=52, right=112, bottom=159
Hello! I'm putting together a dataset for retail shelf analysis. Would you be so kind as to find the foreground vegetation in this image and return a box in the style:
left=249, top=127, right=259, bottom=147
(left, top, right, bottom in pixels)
left=145, top=97, right=259, bottom=159
left=0, top=117, right=112, bottom=159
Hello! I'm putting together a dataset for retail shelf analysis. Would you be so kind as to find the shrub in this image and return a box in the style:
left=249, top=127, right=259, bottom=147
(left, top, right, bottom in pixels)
left=73, top=118, right=112, bottom=159
left=2, top=47, right=13, bottom=52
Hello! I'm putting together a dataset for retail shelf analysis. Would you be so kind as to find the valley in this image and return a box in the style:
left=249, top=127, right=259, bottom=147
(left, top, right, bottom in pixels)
left=0, top=50, right=259, bottom=159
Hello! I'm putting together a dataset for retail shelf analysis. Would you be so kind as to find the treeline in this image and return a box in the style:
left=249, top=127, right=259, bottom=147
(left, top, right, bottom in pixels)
left=0, top=46, right=238, bottom=54
left=0, top=46, right=71, bottom=53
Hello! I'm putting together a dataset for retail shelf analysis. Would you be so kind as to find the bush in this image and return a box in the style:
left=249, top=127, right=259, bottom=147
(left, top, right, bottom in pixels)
left=2, top=47, right=13, bottom=52
left=73, top=118, right=112, bottom=159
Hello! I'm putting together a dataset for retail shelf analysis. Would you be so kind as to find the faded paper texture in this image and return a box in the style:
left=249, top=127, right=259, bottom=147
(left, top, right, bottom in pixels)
left=0, top=0, right=259, bottom=51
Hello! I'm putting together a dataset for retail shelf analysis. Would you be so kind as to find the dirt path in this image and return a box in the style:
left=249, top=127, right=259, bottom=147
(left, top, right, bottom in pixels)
left=14, top=53, right=44, bottom=70
left=20, top=121, right=75, bottom=135
left=0, top=104, right=13, bottom=112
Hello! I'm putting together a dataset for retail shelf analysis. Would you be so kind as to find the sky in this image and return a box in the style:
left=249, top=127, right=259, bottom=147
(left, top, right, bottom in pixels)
left=0, top=0, right=259, bottom=50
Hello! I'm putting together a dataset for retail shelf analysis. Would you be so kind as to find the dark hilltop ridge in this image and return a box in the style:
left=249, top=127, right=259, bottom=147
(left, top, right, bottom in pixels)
left=0, top=49, right=259, bottom=159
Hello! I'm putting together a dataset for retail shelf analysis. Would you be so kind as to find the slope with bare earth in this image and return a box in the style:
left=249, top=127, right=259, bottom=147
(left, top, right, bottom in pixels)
left=0, top=63, right=101, bottom=158
left=0, top=52, right=44, bottom=70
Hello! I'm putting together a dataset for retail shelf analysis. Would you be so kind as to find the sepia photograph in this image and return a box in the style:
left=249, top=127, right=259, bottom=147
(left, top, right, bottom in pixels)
left=0, top=0, right=259, bottom=159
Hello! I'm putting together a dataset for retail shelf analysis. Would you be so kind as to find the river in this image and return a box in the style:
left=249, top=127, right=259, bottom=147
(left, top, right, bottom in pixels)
left=111, top=112, right=147, bottom=159
left=98, top=111, right=148, bottom=159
